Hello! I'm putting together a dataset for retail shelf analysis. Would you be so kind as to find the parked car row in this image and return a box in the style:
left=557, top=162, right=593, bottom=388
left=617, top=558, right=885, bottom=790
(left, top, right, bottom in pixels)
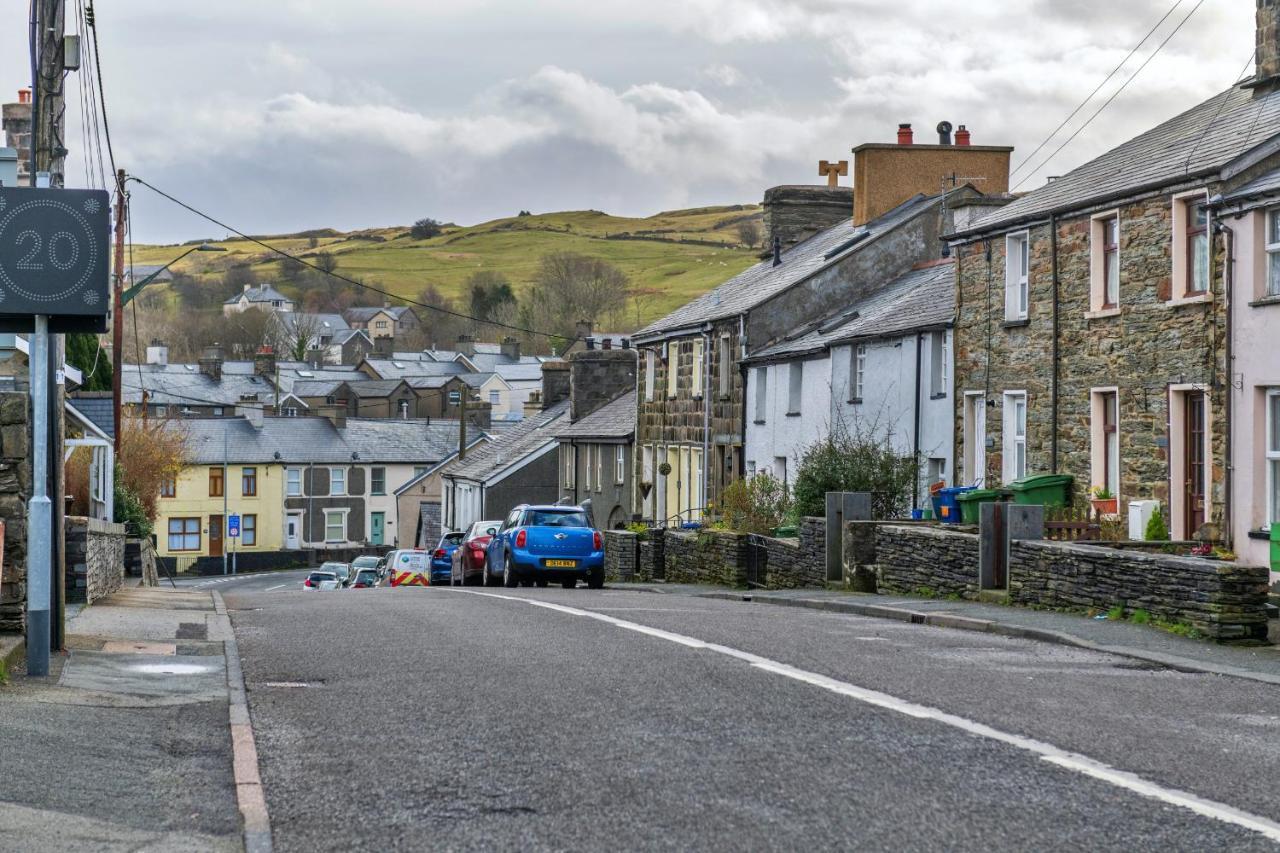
left=440, top=504, right=605, bottom=590
left=302, top=555, right=387, bottom=590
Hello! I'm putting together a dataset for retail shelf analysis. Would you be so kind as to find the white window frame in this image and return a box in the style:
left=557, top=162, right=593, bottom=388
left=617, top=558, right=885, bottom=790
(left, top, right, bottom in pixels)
left=717, top=334, right=732, bottom=397
left=329, top=467, right=346, bottom=497
left=929, top=331, right=947, bottom=398
left=594, top=445, right=604, bottom=493
left=1002, top=391, right=1027, bottom=484
left=563, top=444, right=576, bottom=489
left=1004, top=232, right=1029, bottom=321
left=1268, top=390, right=1280, bottom=526
left=286, top=467, right=302, bottom=497
left=754, top=366, right=768, bottom=423
left=787, top=362, right=803, bottom=415
left=615, top=445, right=626, bottom=485
left=1171, top=189, right=1211, bottom=301
left=1266, top=207, right=1280, bottom=298
left=1089, top=387, right=1121, bottom=506
left=691, top=338, right=705, bottom=398
left=370, top=466, right=386, bottom=496
left=241, top=513, right=257, bottom=547
left=848, top=345, right=866, bottom=402
left=963, top=391, right=987, bottom=488
left=324, top=509, right=348, bottom=543
left=665, top=342, right=679, bottom=398
left=644, top=349, right=656, bottom=401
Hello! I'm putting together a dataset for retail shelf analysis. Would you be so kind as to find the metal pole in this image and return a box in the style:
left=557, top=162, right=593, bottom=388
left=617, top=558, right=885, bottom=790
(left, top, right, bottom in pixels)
left=111, top=170, right=125, bottom=458
left=222, top=421, right=228, bottom=576
left=26, top=316, right=51, bottom=676
left=458, top=386, right=467, bottom=459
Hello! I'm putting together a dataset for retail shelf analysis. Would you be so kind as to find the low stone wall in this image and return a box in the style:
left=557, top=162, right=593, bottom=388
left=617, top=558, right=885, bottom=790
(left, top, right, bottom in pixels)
left=65, top=516, right=127, bottom=605
left=664, top=529, right=748, bottom=586
left=0, top=391, right=31, bottom=632
left=638, top=534, right=664, bottom=581
left=603, top=530, right=638, bottom=582
left=759, top=518, right=826, bottom=589
left=1011, top=541, right=1270, bottom=642
left=873, top=524, right=980, bottom=598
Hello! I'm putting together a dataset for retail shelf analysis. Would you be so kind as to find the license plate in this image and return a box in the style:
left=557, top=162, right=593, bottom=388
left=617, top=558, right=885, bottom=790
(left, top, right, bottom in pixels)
left=545, top=559, right=577, bottom=568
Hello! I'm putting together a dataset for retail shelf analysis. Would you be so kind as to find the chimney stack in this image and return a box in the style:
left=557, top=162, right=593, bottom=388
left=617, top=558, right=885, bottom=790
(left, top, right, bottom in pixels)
left=937, top=121, right=953, bottom=145
left=897, top=123, right=914, bottom=145
left=574, top=320, right=593, bottom=341
left=455, top=335, right=475, bottom=358
left=305, top=347, right=327, bottom=368
left=17, top=89, right=31, bottom=105
left=254, top=345, right=277, bottom=377
left=540, top=360, right=571, bottom=410
left=569, top=348, right=637, bottom=421
left=145, top=339, right=169, bottom=366
left=1254, top=0, right=1280, bottom=93
left=198, top=344, right=224, bottom=381
left=319, top=405, right=347, bottom=430
left=500, top=336, right=521, bottom=361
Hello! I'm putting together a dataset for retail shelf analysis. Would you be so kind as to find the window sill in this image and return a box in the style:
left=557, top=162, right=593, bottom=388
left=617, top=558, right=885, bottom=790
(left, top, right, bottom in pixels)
left=1248, top=295, right=1280, bottom=308
left=1247, top=529, right=1272, bottom=541
left=785, top=412, right=800, bottom=418
left=752, top=419, right=766, bottom=425
left=1166, top=293, right=1212, bottom=308
left=930, top=393, right=947, bottom=401
left=846, top=398, right=863, bottom=405
left=1002, top=318, right=1030, bottom=329
left=1085, top=307, right=1121, bottom=320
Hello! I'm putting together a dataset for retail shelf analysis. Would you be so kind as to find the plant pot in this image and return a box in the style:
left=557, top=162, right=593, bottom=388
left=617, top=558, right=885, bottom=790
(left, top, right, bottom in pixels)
left=1090, top=498, right=1118, bottom=516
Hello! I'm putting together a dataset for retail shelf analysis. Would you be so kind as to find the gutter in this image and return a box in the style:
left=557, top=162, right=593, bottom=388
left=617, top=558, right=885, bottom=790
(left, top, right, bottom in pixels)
left=1050, top=212, right=1060, bottom=474
left=1219, top=220, right=1235, bottom=550
left=701, top=323, right=712, bottom=515
left=912, top=333, right=923, bottom=509
left=738, top=314, right=748, bottom=481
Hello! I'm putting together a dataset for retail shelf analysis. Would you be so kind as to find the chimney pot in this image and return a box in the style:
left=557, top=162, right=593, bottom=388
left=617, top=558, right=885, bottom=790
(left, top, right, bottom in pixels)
left=937, top=121, right=953, bottom=145
left=17, top=89, right=31, bottom=105
left=955, top=124, right=971, bottom=146
left=897, top=123, right=914, bottom=145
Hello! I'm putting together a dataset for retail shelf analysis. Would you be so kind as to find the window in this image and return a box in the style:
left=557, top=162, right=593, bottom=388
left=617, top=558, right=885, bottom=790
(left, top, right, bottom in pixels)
left=615, top=445, right=625, bottom=484
left=754, top=367, right=768, bottom=423
left=489, top=390, right=499, bottom=406
left=927, top=458, right=946, bottom=487
left=1005, top=232, right=1029, bottom=321
left=242, top=514, right=257, bottom=547
left=1269, top=391, right=1280, bottom=526
left=414, top=466, right=428, bottom=478
left=1185, top=198, right=1209, bottom=295
left=282, top=407, right=298, bottom=417
left=929, top=331, right=947, bottom=398
left=399, top=399, right=410, bottom=419
left=787, top=362, right=803, bottom=415
left=324, top=510, right=346, bottom=543
left=718, top=335, right=732, bottom=397
left=160, top=477, right=176, bottom=499
left=1002, top=392, right=1027, bottom=484
left=641, top=445, right=654, bottom=516
left=1267, top=208, right=1280, bottom=298
left=329, top=467, right=346, bottom=496
left=448, top=390, right=461, bottom=406
left=666, top=342, right=679, bottom=398
left=212, top=407, right=224, bottom=417
left=563, top=444, right=575, bottom=488
left=848, top=345, right=866, bottom=402
left=154, top=404, right=168, bottom=418
left=746, top=460, right=756, bottom=477
left=582, top=446, right=591, bottom=491
left=375, top=320, right=389, bottom=329
left=209, top=467, right=224, bottom=498
left=167, top=517, right=200, bottom=552
left=691, top=338, right=704, bottom=398
left=286, top=468, right=302, bottom=497
left=645, top=349, right=656, bottom=401
left=241, top=467, right=257, bottom=497
left=595, top=445, right=604, bottom=492
left=774, top=456, right=787, bottom=487
left=371, top=467, right=386, bottom=496
left=1089, top=213, right=1121, bottom=311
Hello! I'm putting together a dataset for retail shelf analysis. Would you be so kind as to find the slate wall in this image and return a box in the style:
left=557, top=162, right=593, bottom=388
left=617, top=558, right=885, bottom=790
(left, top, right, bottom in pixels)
left=759, top=517, right=826, bottom=589
left=663, top=529, right=748, bottom=586
left=0, top=391, right=30, bottom=632
left=603, top=530, right=637, bottom=582
left=65, top=517, right=126, bottom=605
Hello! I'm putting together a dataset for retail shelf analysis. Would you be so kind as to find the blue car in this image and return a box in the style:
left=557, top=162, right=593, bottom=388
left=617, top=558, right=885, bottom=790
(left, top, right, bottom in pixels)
left=486, top=505, right=605, bottom=589
left=430, top=531, right=465, bottom=585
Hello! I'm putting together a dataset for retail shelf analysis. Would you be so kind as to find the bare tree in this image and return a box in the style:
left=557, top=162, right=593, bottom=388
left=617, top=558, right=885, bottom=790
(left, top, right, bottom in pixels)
left=314, top=252, right=339, bottom=275
left=736, top=220, right=762, bottom=249
left=272, top=311, right=325, bottom=361
left=416, top=283, right=467, bottom=349
left=522, top=252, right=628, bottom=340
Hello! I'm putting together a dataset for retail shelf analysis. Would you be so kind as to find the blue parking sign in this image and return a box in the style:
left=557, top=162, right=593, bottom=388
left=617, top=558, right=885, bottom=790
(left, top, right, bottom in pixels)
left=227, top=514, right=240, bottom=538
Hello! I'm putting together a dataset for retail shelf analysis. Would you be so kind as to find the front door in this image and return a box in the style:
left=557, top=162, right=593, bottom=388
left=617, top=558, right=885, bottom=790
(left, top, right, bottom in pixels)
left=285, top=515, right=300, bottom=549
left=1184, top=392, right=1206, bottom=536
left=964, top=393, right=986, bottom=487
left=209, top=514, right=223, bottom=558
left=370, top=512, right=385, bottom=546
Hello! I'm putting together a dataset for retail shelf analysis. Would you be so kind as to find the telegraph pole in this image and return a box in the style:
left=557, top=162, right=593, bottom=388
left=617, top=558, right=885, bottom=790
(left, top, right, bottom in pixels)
left=111, top=168, right=125, bottom=457
left=458, top=387, right=467, bottom=460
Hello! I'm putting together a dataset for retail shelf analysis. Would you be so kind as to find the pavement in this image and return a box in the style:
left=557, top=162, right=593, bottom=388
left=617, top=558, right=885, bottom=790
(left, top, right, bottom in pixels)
left=0, top=585, right=247, bottom=852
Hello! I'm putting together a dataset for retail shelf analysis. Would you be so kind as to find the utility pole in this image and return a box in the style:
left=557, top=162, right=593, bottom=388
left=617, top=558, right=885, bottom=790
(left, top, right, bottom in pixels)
left=222, top=421, right=229, bottom=576
left=111, top=168, right=125, bottom=458
left=458, top=386, right=467, bottom=460
left=33, top=0, right=66, bottom=189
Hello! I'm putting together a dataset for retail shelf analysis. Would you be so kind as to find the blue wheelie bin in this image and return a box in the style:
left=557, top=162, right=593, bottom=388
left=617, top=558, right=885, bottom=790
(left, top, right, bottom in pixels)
left=931, top=486, right=975, bottom=525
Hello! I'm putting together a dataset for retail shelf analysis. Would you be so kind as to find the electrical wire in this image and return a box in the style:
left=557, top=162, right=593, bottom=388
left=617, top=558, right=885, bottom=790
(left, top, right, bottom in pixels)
left=1012, top=0, right=1208, bottom=191
left=1181, top=51, right=1259, bottom=174
left=127, top=175, right=577, bottom=343
left=84, top=1, right=115, bottom=176
left=1009, top=0, right=1185, bottom=181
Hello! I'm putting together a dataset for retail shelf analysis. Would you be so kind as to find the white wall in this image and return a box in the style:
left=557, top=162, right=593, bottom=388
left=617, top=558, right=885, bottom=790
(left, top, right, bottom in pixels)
left=742, top=355, right=834, bottom=491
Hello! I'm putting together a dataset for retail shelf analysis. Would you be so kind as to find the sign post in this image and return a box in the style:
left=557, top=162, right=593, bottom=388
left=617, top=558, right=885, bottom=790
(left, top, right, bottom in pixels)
left=0, top=187, right=110, bottom=676
left=227, top=514, right=240, bottom=576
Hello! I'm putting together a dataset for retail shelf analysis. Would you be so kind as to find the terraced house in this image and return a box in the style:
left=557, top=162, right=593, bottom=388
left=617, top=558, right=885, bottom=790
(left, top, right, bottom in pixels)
left=947, top=8, right=1280, bottom=545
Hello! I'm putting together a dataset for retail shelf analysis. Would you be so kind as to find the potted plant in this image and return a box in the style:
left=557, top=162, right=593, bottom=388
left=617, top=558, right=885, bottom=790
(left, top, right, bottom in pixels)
left=1090, top=485, right=1118, bottom=516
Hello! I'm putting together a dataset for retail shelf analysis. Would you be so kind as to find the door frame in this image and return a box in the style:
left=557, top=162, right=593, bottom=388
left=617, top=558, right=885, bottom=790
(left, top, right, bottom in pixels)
left=285, top=513, right=301, bottom=549
left=963, top=391, right=987, bottom=487
left=1167, top=384, right=1212, bottom=540
left=209, top=514, right=224, bottom=558
left=370, top=511, right=386, bottom=546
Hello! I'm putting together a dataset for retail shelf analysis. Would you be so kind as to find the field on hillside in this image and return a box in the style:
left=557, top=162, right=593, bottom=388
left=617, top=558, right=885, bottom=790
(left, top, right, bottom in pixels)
left=130, top=206, right=763, bottom=329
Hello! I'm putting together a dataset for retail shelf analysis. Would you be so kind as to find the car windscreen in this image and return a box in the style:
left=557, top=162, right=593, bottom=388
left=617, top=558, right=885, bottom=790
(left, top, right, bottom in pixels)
left=356, top=571, right=378, bottom=582
left=308, top=572, right=336, bottom=582
left=352, top=557, right=379, bottom=568
left=524, top=510, right=589, bottom=528
left=442, top=533, right=465, bottom=545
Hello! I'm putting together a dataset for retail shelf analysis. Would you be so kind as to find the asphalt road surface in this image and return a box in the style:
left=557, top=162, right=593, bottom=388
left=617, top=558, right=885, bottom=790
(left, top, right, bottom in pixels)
left=221, top=579, right=1280, bottom=852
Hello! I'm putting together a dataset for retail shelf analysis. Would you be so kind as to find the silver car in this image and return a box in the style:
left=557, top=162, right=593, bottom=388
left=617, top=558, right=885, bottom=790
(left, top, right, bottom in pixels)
left=303, top=570, right=340, bottom=591
left=320, top=561, right=352, bottom=587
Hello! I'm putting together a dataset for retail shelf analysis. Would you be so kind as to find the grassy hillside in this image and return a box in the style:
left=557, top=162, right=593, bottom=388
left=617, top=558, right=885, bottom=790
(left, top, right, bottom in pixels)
left=131, top=205, right=763, bottom=330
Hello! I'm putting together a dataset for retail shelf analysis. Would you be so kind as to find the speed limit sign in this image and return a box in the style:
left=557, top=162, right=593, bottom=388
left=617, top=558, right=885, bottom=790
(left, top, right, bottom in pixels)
left=0, top=187, right=110, bottom=323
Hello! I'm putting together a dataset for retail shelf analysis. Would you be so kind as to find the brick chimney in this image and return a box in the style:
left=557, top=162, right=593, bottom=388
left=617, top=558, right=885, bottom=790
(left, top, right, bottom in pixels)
left=304, top=347, right=327, bottom=369
left=198, top=345, right=224, bottom=381
left=2, top=89, right=34, bottom=187
left=569, top=349, right=637, bottom=421
left=850, top=122, right=1013, bottom=225
left=455, top=335, right=475, bottom=358
left=574, top=320, right=593, bottom=340
left=500, top=336, right=521, bottom=361
left=319, top=404, right=346, bottom=429
left=540, top=360, right=571, bottom=409
left=253, top=345, right=276, bottom=377
left=1254, top=0, right=1280, bottom=93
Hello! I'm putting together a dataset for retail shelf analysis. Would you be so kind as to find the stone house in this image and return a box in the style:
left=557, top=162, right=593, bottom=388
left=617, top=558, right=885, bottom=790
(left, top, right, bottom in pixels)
left=345, top=306, right=420, bottom=340
left=947, top=28, right=1280, bottom=543
left=394, top=436, right=492, bottom=547
left=222, top=283, right=294, bottom=316
left=632, top=137, right=1001, bottom=525
left=742, top=259, right=956, bottom=507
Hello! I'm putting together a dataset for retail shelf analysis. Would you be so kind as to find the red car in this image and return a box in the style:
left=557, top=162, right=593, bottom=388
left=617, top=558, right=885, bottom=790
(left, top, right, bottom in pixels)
left=450, top=520, right=502, bottom=586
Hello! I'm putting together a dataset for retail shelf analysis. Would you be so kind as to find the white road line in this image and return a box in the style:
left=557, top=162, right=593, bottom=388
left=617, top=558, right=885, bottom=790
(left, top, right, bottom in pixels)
left=446, top=588, right=1280, bottom=844
left=263, top=584, right=287, bottom=592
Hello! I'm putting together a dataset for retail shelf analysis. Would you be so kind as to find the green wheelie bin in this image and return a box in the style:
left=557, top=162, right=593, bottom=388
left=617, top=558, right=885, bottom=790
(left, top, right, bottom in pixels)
left=1008, top=473, right=1074, bottom=508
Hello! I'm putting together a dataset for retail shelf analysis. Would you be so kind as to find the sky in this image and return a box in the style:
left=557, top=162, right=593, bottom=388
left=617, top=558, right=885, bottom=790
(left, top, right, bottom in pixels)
left=2, top=0, right=1259, bottom=244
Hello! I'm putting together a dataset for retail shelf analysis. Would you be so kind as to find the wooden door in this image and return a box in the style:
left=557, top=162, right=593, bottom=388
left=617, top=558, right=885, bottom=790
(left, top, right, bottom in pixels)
left=370, top=512, right=385, bottom=546
left=209, top=514, right=224, bottom=558
left=1184, top=393, right=1206, bottom=536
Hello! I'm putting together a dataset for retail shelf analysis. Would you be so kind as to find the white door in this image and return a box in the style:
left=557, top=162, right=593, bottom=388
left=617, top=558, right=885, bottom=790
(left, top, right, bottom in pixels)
left=285, top=514, right=300, bottom=549
left=964, top=393, right=987, bottom=487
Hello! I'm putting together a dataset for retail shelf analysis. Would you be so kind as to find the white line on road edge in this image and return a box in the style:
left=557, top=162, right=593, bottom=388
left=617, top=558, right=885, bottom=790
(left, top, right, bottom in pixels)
left=446, top=589, right=1280, bottom=844
left=211, top=591, right=273, bottom=853
left=263, top=584, right=287, bottom=592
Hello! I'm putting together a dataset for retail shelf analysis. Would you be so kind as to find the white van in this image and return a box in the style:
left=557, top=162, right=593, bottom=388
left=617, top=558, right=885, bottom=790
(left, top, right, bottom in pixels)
left=385, top=550, right=432, bottom=587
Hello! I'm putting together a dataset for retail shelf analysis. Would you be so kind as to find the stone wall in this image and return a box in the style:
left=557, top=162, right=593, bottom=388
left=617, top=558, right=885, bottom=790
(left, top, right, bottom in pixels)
left=1010, top=540, right=1270, bottom=642
left=65, top=517, right=126, bottom=605
left=762, top=184, right=854, bottom=251
left=603, top=530, right=637, bottom=582
left=0, top=391, right=30, bottom=632
left=759, top=517, right=826, bottom=589
left=638, top=534, right=664, bottom=581
left=872, top=523, right=981, bottom=598
left=664, top=529, right=748, bottom=586
left=570, top=349, right=636, bottom=421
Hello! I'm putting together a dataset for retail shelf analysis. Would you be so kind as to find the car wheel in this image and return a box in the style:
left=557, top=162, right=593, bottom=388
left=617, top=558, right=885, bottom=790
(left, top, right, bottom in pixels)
left=587, top=568, right=605, bottom=590
left=561, top=579, right=576, bottom=589
left=535, top=579, right=548, bottom=588
left=502, top=553, right=518, bottom=588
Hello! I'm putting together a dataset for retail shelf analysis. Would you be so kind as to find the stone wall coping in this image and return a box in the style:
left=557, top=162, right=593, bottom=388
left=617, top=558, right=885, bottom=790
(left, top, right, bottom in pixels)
left=85, top=517, right=126, bottom=536
left=877, top=523, right=979, bottom=542
left=1018, top=539, right=1264, bottom=574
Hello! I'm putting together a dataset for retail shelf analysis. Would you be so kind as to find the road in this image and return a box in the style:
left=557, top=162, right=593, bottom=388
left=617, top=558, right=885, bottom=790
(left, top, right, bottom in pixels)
left=214, top=575, right=1280, bottom=851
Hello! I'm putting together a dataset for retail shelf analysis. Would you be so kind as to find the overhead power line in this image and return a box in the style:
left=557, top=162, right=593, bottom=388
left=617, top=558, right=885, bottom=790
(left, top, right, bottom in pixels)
left=127, top=176, right=576, bottom=343
left=1012, top=0, right=1207, bottom=191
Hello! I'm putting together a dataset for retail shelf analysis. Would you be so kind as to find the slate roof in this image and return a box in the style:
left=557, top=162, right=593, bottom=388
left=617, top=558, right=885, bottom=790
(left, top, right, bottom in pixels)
left=330, top=328, right=369, bottom=345
left=555, top=391, right=635, bottom=440
left=276, top=312, right=349, bottom=335
left=125, top=264, right=172, bottom=283
left=959, top=82, right=1280, bottom=235
left=122, top=365, right=277, bottom=408
left=346, top=306, right=415, bottom=322
left=493, top=362, right=543, bottom=383
left=346, top=379, right=411, bottom=398
left=224, top=284, right=290, bottom=305
left=69, top=393, right=115, bottom=439
left=745, top=261, right=955, bottom=363
left=392, top=437, right=492, bottom=496
left=170, top=416, right=464, bottom=465
left=361, top=358, right=468, bottom=380
left=1220, top=167, right=1280, bottom=204
left=287, top=379, right=346, bottom=398
left=443, top=400, right=570, bottom=484
left=633, top=193, right=942, bottom=339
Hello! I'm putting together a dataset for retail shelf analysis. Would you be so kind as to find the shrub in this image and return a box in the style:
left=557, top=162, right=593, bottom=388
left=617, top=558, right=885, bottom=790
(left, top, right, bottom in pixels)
left=1144, top=506, right=1168, bottom=541
left=113, top=470, right=153, bottom=538
left=717, top=472, right=791, bottom=534
left=792, top=420, right=919, bottom=520
left=410, top=218, right=443, bottom=239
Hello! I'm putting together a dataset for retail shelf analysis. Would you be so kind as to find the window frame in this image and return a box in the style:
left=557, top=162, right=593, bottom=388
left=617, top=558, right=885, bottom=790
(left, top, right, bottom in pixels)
left=644, top=349, right=656, bottom=401
left=665, top=342, right=679, bottom=398
left=786, top=361, right=803, bottom=416
left=286, top=467, right=302, bottom=497
left=208, top=467, right=224, bottom=498
left=1002, top=391, right=1028, bottom=484
left=594, top=444, right=604, bottom=493
left=370, top=466, right=386, bottom=496
left=929, top=331, right=947, bottom=399
left=1266, top=207, right=1280, bottom=298
left=323, top=509, right=348, bottom=543
left=160, top=477, right=176, bottom=499
left=848, top=344, right=866, bottom=403
left=717, top=334, right=732, bottom=398
left=754, top=366, right=768, bottom=423
left=1004, top=231, right=1030, bottom=321
left=242, top=513, right=257, bottom=547
left=1184, top=198, right=1210, bottom=296
left=241, top=466, right=257, bottom=497
left=167, top=517, right=201, bottom=552
left=1088, top=211, right=1122, bottom=313
left=690, top=338, right=705, bottom=398
left=1101, top=216, right=1120, bottom=307
left=1268, top=390, right=1280, bottom=527
left=563, top=444, right=575, bottom=489
left=615, top=445, right=626, bottom=485
left=329, top=466, right=346, bottom=497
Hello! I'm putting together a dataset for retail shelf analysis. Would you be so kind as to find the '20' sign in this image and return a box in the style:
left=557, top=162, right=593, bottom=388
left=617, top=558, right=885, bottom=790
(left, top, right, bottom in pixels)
left=14, top=229, right=80, bottom=272
left=0, top=189, right=109, bottom=315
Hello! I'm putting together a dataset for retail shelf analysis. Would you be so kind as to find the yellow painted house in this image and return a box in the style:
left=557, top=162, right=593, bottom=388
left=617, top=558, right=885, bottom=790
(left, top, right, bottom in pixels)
left=156, top=460, right=286, bottom=559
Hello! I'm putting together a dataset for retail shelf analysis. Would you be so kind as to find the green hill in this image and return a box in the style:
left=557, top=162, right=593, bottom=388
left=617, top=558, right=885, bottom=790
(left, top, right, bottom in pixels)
left=132, top=205, right=764, bottom=330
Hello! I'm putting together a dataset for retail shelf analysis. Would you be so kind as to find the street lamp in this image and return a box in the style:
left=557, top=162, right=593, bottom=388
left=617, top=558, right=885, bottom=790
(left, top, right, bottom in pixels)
left=112, top=242, right=226, bottom=457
